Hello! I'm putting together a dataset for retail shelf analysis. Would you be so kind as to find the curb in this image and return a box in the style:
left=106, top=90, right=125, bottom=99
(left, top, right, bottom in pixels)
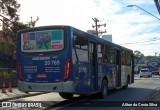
left=132, top=87, right=160, bottom=110
left=149, top=87, right=160, bottom=101
left=144, top=87, right=160, bottom=101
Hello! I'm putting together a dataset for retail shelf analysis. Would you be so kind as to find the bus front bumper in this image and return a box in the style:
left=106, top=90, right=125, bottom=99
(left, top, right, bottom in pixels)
left=18, top=80, right=74, bottom=93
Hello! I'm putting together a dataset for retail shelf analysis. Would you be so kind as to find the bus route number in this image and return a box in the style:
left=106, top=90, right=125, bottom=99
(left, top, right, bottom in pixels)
left=45, top=60, right=60, bottom=66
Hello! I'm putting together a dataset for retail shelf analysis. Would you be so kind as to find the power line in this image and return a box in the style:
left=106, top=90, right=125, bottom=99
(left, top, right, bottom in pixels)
left=136, top=32, right=160, bottom=42
left=101, top=15, right=160, bottom=23
left=126, top=33, right=160, bottom=44
left=119, top=37, right=160, bottom=45
left=120, top=39, right=160, bottom=45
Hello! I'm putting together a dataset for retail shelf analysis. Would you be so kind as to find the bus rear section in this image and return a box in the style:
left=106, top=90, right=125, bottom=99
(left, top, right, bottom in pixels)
left=16, top=26, right=74, bottom=93
left=147, top=61, right=160, bottom=75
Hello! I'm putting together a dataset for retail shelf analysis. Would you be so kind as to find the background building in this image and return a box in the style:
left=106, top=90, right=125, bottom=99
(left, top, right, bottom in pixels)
left=102, top=34, right=112, bottom=42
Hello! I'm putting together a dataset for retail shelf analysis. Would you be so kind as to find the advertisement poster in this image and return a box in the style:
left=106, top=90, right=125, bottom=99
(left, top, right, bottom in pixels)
left=21, top=30, right=64, bottom=52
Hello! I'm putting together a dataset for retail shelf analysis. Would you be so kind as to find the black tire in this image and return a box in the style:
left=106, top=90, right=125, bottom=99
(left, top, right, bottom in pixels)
left=150, top=74, right=152, bottom=78
left=99, top=79, right=108, bottom=98
left=59, top=92, right=73, bottom=99
left=123, top=77, right=129, bottom=89
left=122, top=83, right=128, bottom=89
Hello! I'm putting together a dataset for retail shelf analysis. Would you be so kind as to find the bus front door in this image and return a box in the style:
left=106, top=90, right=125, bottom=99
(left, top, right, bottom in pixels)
left=116, top=50, right=121, bottom=87
left=89, top=42, right=98, bottom=91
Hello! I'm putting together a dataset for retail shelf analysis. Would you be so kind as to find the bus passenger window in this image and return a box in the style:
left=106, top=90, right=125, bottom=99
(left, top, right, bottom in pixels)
left=74, top=35, right=89, bottom=62
left=98, top=44, right=103, bottom=63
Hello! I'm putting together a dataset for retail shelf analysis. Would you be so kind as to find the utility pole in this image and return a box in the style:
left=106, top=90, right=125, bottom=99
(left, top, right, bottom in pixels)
left=92, top=18, right=106, bottom=37
left=92, top=18, right=99, bottom=36
left=155, top=52, right=157, bottom=57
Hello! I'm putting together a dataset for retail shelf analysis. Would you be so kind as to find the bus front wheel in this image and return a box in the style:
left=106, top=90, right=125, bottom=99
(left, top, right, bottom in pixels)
left=59, top=92, right=73, bottom=100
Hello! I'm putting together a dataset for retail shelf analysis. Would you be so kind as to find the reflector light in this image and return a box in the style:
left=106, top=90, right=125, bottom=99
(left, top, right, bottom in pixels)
left=38, top=53, right=44, bottom=56
left=64, top=59, right=70, bottom=81
left=18, top=63, right=23, bottom=81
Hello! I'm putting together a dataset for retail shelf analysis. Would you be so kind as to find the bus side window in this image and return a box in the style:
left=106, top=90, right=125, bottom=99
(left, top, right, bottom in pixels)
left=73, top=34, right=89, bottom=62
left=89, top=43, right=95, bottom=65
left=98, top=44, right=103, bottom=63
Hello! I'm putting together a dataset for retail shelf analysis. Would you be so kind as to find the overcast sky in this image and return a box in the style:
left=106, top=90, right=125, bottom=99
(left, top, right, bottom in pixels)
left=17, top=0, right=160, bottom=56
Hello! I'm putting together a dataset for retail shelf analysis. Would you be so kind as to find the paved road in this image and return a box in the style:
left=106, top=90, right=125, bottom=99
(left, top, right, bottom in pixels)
left=47, top=75, right=160, bottom=110
left=1, top=75, right=160, bottom=110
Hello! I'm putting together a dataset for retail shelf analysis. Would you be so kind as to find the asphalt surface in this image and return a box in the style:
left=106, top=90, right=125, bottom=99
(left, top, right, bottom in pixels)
left=0, top=75, right=159, bottom=110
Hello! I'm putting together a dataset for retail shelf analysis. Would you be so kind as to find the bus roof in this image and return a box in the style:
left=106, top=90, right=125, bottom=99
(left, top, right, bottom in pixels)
left=72, top=26, right=133, bottom=53
left=17, top=25, right=133, bottom=53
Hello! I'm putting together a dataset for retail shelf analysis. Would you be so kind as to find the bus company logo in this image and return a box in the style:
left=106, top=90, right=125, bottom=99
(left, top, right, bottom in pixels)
left=1, top=102, right=43, bottom=108
left=2, top=102, right=11, bottom=107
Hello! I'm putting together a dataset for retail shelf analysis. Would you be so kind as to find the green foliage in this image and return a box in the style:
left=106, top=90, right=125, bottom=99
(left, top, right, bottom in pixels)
left=134, top=50, right=144, bottom=64
left=0, top=0, right=40, bottom=48
left=0, top=41, right=14, bottom=56
left=134, top=50, right=144, bottom=58
left=0, top=0, right=39, bottom=43
left=134, top=50, right=160, bottom=64
left=145, top=55, right=160, bottom=62
left=11, top=22, right=29, bottom=42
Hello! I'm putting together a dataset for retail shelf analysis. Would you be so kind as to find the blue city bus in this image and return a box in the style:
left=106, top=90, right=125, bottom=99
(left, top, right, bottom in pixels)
left=147, top=61, right=160, bottom=75
left=16, top=25, right=134, bottom=99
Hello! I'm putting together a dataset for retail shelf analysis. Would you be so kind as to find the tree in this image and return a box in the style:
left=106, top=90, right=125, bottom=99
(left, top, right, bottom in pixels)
left=145, top=55, right=160, bottom=62
left=0, top=0, right=20, bottom=20
left=134, top=50, right=144, bottom=64
left=10, top=16, right=39, bottom=43
left=28, top=16, right=39, bottom=27
left=0, top=0, right=39, bottom=61
left=11, top=22, right=29, bottom=43
left=0, top=0, right=39, bottom=43
left=0, top=0, right=21, bottom=42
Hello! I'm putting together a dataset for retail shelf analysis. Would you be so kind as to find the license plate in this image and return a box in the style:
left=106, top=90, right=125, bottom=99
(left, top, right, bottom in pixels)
left=37, top=74, right=46, bottom=78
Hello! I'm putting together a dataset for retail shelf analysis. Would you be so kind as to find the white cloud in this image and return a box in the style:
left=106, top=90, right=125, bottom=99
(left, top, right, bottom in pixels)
left=18, top=0, right=99, bottom=31
left=17, top=0, right=160, bottom=56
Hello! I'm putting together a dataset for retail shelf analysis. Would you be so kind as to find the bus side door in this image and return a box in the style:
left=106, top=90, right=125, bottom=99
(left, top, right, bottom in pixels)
left=116, top=50, right=121, bottom=87
left=89, top=42, right=98, bottom=91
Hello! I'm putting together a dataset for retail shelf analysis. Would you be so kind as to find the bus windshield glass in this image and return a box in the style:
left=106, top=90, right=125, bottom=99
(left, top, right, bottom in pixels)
left=21, top=29, right=64, bottom=52
left=148, top=61, right=158, bottom=67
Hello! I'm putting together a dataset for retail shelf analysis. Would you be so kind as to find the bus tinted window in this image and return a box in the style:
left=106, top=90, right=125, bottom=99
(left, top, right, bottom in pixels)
left=101, top=45, right=116, bottom=64
left=74, top=35, right=89, bottom=62
left=98, top=44, right=103, bottom=63
left=21, top=29, right=64, bottom=52
left=148, top=61, right=158, bottom=67
left=126, top=52, right=131, bottom=66
left=121, top=51, right=131, bottom=66
left=108, top=46, right=116, bottom=64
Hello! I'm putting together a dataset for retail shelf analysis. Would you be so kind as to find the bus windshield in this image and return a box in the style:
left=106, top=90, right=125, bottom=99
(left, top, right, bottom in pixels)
left=21, top=29, right=64, bottom=52
left=148, top=61, right=158, bottom=67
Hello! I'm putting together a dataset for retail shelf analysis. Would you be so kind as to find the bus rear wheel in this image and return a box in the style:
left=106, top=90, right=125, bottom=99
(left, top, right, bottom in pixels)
left=123, top=76, right=130, bottom=89
left=59, top=92, right=73, bottom=100
left=99, top=79, right=108, bottom=99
